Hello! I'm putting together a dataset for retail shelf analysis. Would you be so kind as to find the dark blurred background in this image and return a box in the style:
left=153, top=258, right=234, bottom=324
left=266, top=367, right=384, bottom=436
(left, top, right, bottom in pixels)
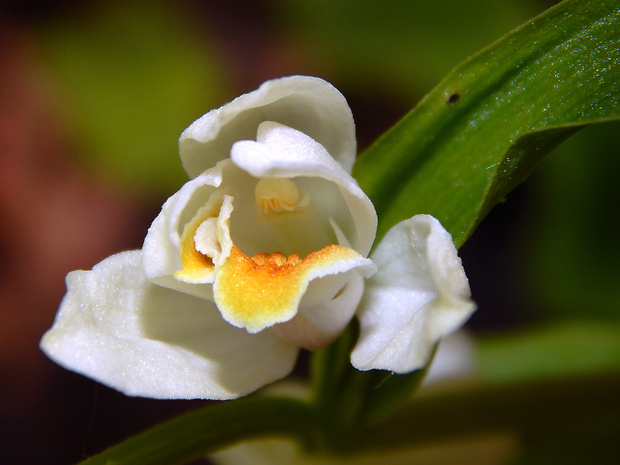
left=2, top=1, right=619, bottom=464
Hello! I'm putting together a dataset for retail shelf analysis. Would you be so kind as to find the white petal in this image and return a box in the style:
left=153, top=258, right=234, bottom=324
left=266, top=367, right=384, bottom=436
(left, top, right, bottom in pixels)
left=180, top=76, right=356, bottom=178
left=351, top=215, right=475, bottom=373
left=142, top=194, right=182, bottom=277
left=40, top=251, right=298, bottom=399
left=272, top=270, right=367, bottom=350
left=142, top=172, right=219, bottom=273
left=142, top=163, right=229, bottom=300
left=232, top=122, right=376, bottom=256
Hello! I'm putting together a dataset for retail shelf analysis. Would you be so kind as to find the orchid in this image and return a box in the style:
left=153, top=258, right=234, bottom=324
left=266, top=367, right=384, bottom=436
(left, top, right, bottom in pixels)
left=40, top=76, right=474, bottom=400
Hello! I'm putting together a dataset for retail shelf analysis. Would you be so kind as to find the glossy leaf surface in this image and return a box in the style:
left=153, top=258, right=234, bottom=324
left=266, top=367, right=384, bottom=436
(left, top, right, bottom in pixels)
left=353, top=0, right=620, bottom=246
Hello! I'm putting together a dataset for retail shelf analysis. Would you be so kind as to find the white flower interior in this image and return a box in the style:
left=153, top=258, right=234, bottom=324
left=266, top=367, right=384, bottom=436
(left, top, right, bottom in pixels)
left=254, top=177, right=309, bottom=214
left=163, top=122, right=376, bottom=337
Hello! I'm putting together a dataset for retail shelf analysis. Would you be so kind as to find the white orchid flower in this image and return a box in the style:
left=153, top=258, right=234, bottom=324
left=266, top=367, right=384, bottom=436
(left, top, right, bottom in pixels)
left=40, top=76, right=475, bottom=400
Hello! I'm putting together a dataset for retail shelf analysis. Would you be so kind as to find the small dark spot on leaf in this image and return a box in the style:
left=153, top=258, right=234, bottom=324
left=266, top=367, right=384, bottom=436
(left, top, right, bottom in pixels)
left=447, top=93, right=460, bottom=104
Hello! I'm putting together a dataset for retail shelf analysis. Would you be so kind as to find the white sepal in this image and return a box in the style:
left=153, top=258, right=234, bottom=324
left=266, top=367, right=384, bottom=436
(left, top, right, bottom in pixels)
left=40, top=251, right=298, bottom=399
left=351, top=215, right=475, bottom=373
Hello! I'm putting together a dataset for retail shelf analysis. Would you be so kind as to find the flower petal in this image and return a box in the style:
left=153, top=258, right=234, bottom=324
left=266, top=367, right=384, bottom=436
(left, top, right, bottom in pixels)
left=179, top=76, right=356, bottom=178
left=232, top=121, right=377, bottom=256
left=40, top=251, right=298, bottom=399
left=174, top=193, right=234, bottom=283
left=272, top=270, right=367, bottom=349
left=351, top=215, right=475, bottom=373
left=142, top=162, right=232, bottom=300
left=214, top=245, right=375, bottom=334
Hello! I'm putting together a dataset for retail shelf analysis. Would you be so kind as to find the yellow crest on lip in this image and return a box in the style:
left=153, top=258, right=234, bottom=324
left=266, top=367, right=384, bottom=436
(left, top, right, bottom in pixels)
left=174, top=201, right=223, bottom=283
left=214, top=244, right=363, bottom=333
left=174, top=237, right=214, bottom=282
left=175, top=220, right=214, bottom=282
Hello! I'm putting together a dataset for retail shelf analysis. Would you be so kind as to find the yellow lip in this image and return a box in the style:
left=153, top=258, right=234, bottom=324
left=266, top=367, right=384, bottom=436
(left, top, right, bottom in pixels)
left=214, top=244, right=363, bottom=333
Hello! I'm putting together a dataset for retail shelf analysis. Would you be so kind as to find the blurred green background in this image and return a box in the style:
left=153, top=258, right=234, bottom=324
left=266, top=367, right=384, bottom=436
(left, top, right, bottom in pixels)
left=1, top=1, right=618, bottom=464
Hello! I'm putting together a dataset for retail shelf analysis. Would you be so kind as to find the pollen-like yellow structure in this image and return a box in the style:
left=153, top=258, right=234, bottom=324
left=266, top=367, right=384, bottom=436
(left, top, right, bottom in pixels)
left=254, top=177, right=301, bottom=214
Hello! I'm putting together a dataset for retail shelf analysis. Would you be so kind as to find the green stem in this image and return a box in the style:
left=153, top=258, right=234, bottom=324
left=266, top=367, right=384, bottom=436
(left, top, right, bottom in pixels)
left=76, top=373, right=620, bottom=463
left=77, top=397, right=320, bottom=465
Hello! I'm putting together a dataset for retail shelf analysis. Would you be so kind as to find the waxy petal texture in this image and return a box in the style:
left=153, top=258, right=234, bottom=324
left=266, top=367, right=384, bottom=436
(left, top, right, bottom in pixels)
left=351, top=215, right=475, bottom=373
left=180, top=76, right=357, bottom=178
left=41, top=251, right=298, bottom=399
left=273, top=270, right=367, bottom=350
left=231, top=122, right=376, bottom=256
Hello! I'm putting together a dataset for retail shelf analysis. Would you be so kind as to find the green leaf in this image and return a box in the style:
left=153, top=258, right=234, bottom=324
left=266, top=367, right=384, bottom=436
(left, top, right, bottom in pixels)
left=477, top=320, right=620, bottom=383
left=77, top=397, right=320, bottom=465
left=353, top=0, right=620, bottom=246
